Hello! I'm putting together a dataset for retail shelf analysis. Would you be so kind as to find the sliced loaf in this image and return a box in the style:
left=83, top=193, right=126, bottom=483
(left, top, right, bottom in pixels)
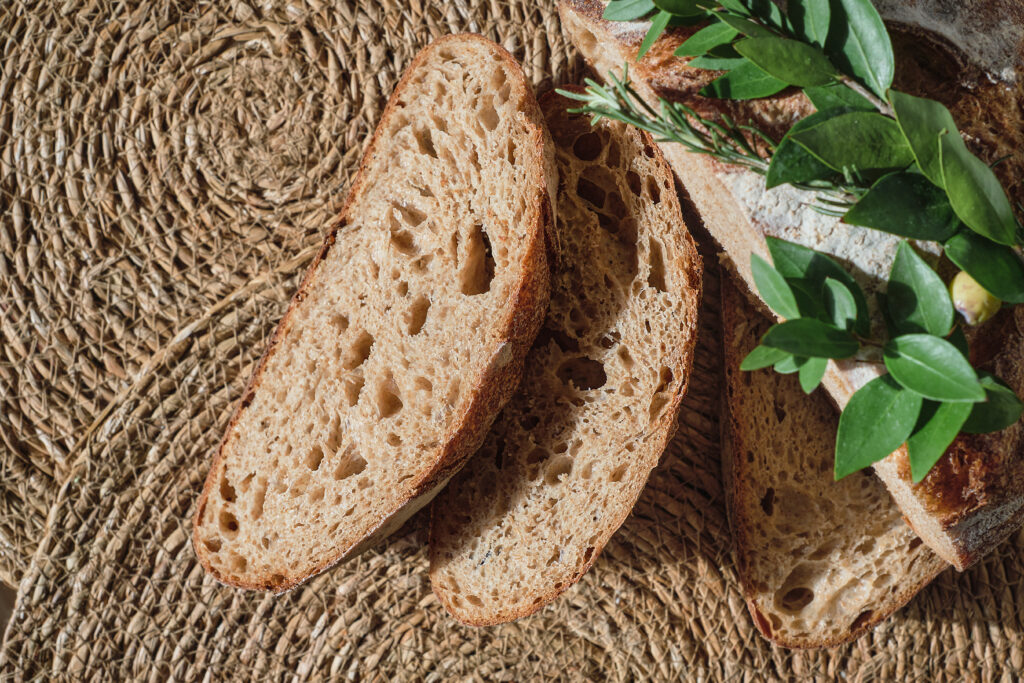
left=722, top=275, right=948, bottom=647
left=559, top=0, right=1024, bottom=571
left=193, top=34, right=555, bottom=592
left=428, top=89, right=702, bottom=625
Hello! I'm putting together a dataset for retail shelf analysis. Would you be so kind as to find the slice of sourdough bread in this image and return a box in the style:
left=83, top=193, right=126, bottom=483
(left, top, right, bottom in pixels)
left=722, top=275, right=948, bottom=648
left=193, top=34, right=556, bottom=592
left=428, top=89, right=702, bottom=625
left=559, top=0, right=1024, bottom=571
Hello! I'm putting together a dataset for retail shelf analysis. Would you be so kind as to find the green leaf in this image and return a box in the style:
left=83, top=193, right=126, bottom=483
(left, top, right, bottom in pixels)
left=743, top=0, right=786, bottom=31
left=843, top=171, right=960, bottom=242
left=718, top=0, right=752, bottom=15
left=788, top=278, right=827, bottom=319
left=944, top=231, right=1024, bottom=304
left=940, top=133, right=1019, bottom=246
left=762, top=318, right=859, bottom=358
left=798, top=356, right=828, bottom=393
left=689, top=54, right=746, bottom=69
left=740, top=344, right=790, bottom=371
left=735, top=37, right=838, bottom=87
left=906, top=401, right=972, bottom=483
left=603, top=0, right=656, bottom=21
left=962, top=372, right=1024, bottom=433
left=716, top=12, right=774, bottom=38
left=883, top=334, right=985, bottom=402
left=765, top=108, right=851, bottom=189
left=835, top=375, right=923, bottom=479
left=765, top=237, right=870, bottom=335
left=790, top=111, right=914, bottom=174
left=803, top=83, right=874, bottom=112
left=788, top=0, right=831, bottom=46
left=889, top=90, right=957, bottom=188
left=751, top=253, right=800, bottom=318
left=653, top=0, right=703, bottom=14
left=637, top=10, right=672, bottom=59
left=823, top=277, right=857, bottom=331
left=700, top=59, right=789, bottom=99
left=774, top=354, right=805, bottom=374
left=886, top=241, right=953, bottom=336
left=675, top=22, right=738, bottom=57
left=825, top=0, right=894, bottom=98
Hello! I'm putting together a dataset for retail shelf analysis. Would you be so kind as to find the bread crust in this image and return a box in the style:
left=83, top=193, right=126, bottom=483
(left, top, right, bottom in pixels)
left=192, top=34, right=556, bottom=592
left=721, top=275, right=947, bottom=649
left=559, top=0, right=1024, bottom=571
left=427, top=87, right=703, bottom=625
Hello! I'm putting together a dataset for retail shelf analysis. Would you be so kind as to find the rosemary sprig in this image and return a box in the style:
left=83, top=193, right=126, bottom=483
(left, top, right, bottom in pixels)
left=557, top=71, right=861, bottom=214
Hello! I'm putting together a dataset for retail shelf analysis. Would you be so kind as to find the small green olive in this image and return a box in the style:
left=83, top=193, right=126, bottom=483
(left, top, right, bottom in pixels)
left=949, top=271, right=1001, bottom=325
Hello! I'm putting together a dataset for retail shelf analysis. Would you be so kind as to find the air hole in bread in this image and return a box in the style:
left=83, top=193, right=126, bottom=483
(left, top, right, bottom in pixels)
left=343, top=375, right=364, bottom=407
left=760, top=487, right=775, bottom=516
left=656, top=366, right=674, bottom=393
left=626, top=170, right=642, bottom=197
left=270, top=572, right=285, bottom=584
left=606, top=137, right=621, bottom=167
left=229, top=553, right=247, bottom=574
left=909, top=537, right=923, bottom=550
left=219, top=477, right=236, bottom=503
left=333, top=446, right=367, bottom=481
left=459, top=224, right=494, bottom=295
left=545, top=456, right=573, bottom=485
left=609, top=463, right=627, bottom=483
left=290, top=473, right=310, bottom=498
left=203, top=537, right=221, bottom=553
left=752, top=608, right=773, bottom=637
left=387, top=433, right=402, bottom=447
left=414, top=376, right=433, bottom=392
left=466, top=594, right=483, bottom=607
left=647, top=238, right=667, bottom=292
left=304, top=445, right=325, bottom=472
left=855, top=538, right=876, bottom=554
left=478, top=100, right=499, bottom=131
left=505, top=139, right=516, bottom=165
left=390, top=228, right=418, bottom=256
left=576, top=177, right=605, bottom=208
left=556, top=357, right=607, bottom=391
left=520, top=414, right=540, bottom=430
left=343, top=331, right=374, bottom=370
left=643, top=143, right=655, bottom=158
left=309, top=485, right=325, bottom=503
left=251, top=478, right=267, bottom=520
left=573, top=132, right=602, bottom=161
left=872, top=573, right=891, bottom=588
left=851, top=610, right=874, bottom=631
left=219, top=510, right=239, bottom=537
left=394, top=203, right=427, bottom=227
left=406, top=295, right=430, bottom=335
left=546, top=549, right=560, bottom=566
left=329, top=314, right=349, bottom=333
left=375, top=375, right=403, bottom=419
left=414, top=127, right=437, bottom=157
left=579, top=461, right=593, bottom=480
left=645, top=175, right=661, bottom=203
left=605, top=191, right=627, bottom=222
left=430, top=114, right=447, bottom=133
left=780, top=586, right=814, bottom=612
left=773, top=397, right=787, bottom=423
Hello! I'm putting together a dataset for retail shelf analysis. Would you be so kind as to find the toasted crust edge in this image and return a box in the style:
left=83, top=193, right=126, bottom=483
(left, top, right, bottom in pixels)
left=427, top=87, right=704, bottom=626
left=192, top=33, right=556, bottom=593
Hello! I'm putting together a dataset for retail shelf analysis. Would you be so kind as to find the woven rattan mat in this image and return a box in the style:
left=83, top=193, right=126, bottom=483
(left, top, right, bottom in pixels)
left=3, top=0, right=1024, bottom=679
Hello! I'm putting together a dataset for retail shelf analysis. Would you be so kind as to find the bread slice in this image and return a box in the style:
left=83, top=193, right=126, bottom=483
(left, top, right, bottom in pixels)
left=559, top=0, right=1024, bottom=570
left=193, top=34, right=556, bottom=592
left=722, top=274, right=948, bottom=648
left=428, top=88, right=702, bottom=625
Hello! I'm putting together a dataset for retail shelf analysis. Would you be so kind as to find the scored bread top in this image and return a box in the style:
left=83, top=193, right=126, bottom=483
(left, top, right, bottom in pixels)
left=559, top=0, right=1024, bottom=571
left=193, top=34, right=555, bottom=592
left=721, top=276, right=948, bottom=648
left=428, top=89, right=702, bottom=625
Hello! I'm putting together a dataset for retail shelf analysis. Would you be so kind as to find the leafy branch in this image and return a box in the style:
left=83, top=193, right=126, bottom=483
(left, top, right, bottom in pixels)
left=589, top=0, right=1024, bottom=481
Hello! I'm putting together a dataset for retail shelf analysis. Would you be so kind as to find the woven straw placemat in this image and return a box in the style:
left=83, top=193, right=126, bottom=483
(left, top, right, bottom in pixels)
left=3, top=0, right=1024, bottom=679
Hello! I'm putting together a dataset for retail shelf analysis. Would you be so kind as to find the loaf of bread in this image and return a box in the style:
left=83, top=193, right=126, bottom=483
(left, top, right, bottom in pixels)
left=193, top=34, right=555, bottom=591
left=722, top=274, right=947, bottom=647
left=429, top=89, right=702, bottom=624
left=559, top=0, right=1024, bottom=571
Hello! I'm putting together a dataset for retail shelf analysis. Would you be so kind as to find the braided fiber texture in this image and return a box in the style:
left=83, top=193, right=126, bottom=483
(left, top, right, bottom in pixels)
left=2, top=0, right=1024, bottom=679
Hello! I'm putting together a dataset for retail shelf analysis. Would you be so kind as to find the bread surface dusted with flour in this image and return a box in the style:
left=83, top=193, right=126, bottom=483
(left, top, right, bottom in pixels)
left=193, top=35, right=555, bottom=592
left=429, top=89, right=702, bottom=625
left=722, top=277, right=947, bottom=648
left=559, top=0, right=1024, bottom=571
